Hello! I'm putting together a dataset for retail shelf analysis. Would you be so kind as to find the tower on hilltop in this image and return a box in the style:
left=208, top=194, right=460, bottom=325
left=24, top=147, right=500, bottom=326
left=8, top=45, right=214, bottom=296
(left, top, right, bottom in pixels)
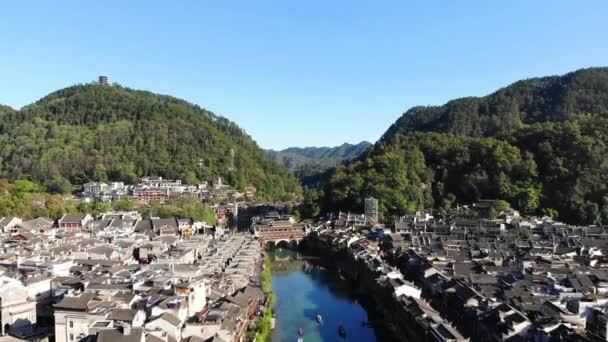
left=98, top=75, right=109, bottom=84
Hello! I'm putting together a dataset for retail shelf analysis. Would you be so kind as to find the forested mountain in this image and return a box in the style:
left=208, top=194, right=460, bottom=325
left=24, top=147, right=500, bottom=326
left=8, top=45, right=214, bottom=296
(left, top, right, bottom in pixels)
left=382, top=67, right=608, bottom=140
left=266, top=142, right=370, bottom=170
left=0, top=83, right=300, bottom=200
left=318, top=68, right=608, bottom=225
left=266, top=142, right=371, bottom=188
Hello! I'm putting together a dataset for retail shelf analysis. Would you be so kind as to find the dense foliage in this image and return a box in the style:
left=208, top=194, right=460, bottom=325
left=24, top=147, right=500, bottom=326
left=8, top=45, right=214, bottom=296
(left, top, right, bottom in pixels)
left=382, top=67, right=608, bottom=139
left=266, top=142, right=371, bottom=187
left=247, top=253, right=275, bottom=342
left=0, top=179, right=77, bottom=219
left=0, top=84, right=300, bottom=200
left=321, top=68, right=608, bottom=225
left=506, top=114, right=608, bottom=224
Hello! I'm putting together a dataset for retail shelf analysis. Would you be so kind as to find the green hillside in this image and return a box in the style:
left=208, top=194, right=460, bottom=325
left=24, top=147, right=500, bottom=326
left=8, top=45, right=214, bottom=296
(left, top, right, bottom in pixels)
left=0, top=83, right=300, bottom=200
left=267, top=142, right=371, bottom=170
left=320, top=68, right=608, bottom=225
left=382, top=67, right=608, bottom=139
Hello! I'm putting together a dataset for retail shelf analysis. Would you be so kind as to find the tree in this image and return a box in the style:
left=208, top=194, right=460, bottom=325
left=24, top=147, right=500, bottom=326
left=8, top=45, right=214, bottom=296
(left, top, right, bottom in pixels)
left=93, top=164, right=109, bottom=182
left=182, top=172, right=200, bottom=185
left=180, top=201, right=217, bottom=225
left=45, top=174, right=73, bottom=194
left=112, top=197, right=135, bottom=211
left=46, top=195, right=67, bottom=219
left=12, top=179, right=43, bottom=193
left=158, top=204, right=179, bottom=218
left=542, top=208, right=559, bottom=219
left=511, top=186, right=540, bottom=214
left=489, top=200, right=511, bottom=219
left=93, top=202, right=112, bottom=216
left=300, top=188, right=322, bottom=219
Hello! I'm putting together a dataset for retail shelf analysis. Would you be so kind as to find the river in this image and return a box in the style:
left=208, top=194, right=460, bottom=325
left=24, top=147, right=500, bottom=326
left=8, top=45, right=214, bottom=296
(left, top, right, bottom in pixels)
left=268, top=249, right=380, bottom=342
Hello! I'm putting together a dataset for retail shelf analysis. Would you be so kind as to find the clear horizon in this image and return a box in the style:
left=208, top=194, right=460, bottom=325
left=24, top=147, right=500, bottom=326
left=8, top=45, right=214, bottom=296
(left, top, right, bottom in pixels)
left=1, top=1, right=607, bottom=149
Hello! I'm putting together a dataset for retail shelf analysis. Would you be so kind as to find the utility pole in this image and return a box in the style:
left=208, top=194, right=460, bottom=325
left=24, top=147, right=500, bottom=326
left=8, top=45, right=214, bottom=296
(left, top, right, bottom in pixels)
left=229, top=148, right=235, bottom=171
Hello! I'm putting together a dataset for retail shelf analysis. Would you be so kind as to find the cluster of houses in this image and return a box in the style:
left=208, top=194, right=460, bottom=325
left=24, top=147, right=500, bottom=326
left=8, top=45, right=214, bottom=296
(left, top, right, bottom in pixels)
left=81, top=177, right=256, bottom=204
left=310, top=204, right=608, bottom=341
left=0, top=212, right=267, bottom=342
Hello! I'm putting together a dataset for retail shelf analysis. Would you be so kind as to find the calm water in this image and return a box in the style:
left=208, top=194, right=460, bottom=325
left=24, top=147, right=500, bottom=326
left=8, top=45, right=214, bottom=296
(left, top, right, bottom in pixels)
left=269, top=250, right=379, bottom=342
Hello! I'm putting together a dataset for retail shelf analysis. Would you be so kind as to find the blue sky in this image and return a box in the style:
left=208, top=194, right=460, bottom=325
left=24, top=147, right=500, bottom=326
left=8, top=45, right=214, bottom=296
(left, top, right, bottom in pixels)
left=1, top=1, right=607, bottom=149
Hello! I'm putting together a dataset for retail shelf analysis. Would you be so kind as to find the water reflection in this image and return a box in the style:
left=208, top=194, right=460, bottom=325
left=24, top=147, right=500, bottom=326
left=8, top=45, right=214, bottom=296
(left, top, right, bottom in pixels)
left=269, top=249, right=378, bottom=342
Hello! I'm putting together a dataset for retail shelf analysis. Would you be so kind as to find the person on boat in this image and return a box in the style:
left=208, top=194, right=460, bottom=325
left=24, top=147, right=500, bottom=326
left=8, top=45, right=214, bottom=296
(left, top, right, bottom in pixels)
left=298, top=327, right=304, bottom=337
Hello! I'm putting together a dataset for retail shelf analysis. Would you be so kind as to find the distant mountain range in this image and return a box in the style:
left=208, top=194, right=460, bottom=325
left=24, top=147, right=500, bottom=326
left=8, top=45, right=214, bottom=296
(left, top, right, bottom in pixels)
left=266, top=142, right=371, bottom=171
left=266, top=142, right=371, bottom=187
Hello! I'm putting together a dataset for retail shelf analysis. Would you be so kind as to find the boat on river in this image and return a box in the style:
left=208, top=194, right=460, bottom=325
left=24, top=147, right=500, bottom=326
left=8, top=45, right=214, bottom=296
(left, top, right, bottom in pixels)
left=316, top=313, right=323, bottom=324
left=338, top=325, right=347, bottom=338
left=270, top=249, right=378, bottom=341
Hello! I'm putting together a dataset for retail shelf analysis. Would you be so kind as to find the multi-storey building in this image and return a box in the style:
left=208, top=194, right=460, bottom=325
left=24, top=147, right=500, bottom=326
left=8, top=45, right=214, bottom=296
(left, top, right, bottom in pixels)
left=364, top=197, right=379, bottom=223
left=132, top=188, right=169, bottom=203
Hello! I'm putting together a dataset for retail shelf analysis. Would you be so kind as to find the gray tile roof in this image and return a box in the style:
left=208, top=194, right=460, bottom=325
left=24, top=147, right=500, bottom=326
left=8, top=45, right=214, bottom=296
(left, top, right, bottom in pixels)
left=54, top=293, right=96, bottom=310
left=97, top=328, right=143, bottom=342
left=60, top=214, right=87, bottom=223
left=159, top=312, right=182, bottom=326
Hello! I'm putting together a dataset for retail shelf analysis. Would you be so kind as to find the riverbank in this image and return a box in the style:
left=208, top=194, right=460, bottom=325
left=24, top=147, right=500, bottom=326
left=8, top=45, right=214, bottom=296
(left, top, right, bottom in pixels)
left=248, top=253, right=275, bottom=342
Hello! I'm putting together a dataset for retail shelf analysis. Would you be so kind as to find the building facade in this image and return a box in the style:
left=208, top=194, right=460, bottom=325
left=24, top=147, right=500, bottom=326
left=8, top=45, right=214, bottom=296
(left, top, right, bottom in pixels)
left=364, top=197, right=379, bottom=223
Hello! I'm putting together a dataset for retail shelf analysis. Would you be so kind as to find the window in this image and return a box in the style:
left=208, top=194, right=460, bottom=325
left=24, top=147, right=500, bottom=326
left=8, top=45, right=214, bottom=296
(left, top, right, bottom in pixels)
left=69, top=321, right=73, bottom=328
left=69, top=334, right=74, bottom=341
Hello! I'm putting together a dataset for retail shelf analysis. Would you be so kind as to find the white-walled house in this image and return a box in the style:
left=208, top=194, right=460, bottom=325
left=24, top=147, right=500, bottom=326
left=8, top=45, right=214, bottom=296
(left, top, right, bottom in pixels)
left=0, top=276, right=37, bottom=335
left=41, top=260, right=74, bottom=277
left=107, top=309, right=146, bottom=328
left=175, top=279, right=207, bottom=318
left=0, top=217, right=22, bottom=233
left=54, top=293, right=105, bottom=342
left=392, top=278, right=422, bottom=299
left=144, top=312, right=183, bottom=341
left=386, top=270, right=422, bottom=299
left=23, top=275, right=52, bottom=303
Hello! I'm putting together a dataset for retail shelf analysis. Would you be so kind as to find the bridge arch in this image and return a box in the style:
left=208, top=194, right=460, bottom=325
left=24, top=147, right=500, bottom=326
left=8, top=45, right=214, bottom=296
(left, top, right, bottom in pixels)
left=264, top=241, right=276, bottom=250
left=264, top=239, right=300, bottom=250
